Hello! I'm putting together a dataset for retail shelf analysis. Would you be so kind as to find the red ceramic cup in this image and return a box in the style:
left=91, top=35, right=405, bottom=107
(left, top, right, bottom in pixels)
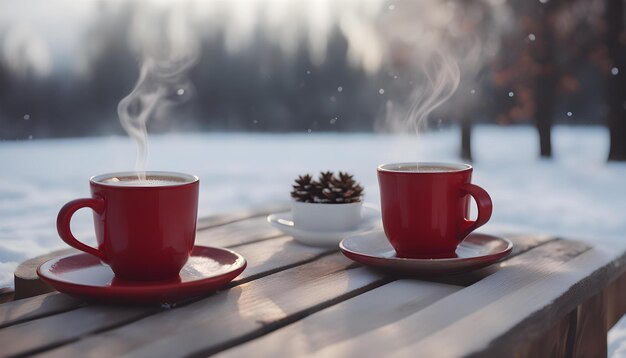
left=57, top=171, right=199, bottom=281
left=377, top=162, right=492, bottom=258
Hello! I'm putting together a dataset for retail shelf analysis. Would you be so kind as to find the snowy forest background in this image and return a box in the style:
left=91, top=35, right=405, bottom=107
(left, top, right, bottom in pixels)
left=0, top=0, right=625, bottom=162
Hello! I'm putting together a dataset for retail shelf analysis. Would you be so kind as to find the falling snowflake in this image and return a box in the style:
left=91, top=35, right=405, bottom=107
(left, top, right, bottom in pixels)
left=337, top=86, right=343, bottom=93
left=379, top=88, right=385, bottom=95
left=508, top=91, right=514, bottom=97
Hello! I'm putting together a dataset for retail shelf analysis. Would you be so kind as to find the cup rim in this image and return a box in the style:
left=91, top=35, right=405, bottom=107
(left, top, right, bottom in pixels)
left=377, top=162, right=472, bottom=174
left=90, top=171, right=199, bottom=187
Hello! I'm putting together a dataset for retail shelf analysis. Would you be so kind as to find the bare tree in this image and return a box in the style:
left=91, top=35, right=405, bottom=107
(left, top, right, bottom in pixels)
left=532, top=1, right=559, bottom=158
left=607, top=0, right=626, bottom=161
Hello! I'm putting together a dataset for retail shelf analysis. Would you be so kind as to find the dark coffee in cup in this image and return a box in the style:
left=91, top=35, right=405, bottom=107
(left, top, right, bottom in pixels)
left=384, top=164, right=456, bottom=173
left=102, top=175, right=188, bottom=186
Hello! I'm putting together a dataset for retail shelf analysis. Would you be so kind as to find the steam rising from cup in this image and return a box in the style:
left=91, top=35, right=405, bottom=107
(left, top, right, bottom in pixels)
left=404, top=50, right=460, bottom=134
left=117, top=53, right=197, bottom=181
left=115, top=3, right=200, bottom=180
left=381, top=0, right=508, bottom=162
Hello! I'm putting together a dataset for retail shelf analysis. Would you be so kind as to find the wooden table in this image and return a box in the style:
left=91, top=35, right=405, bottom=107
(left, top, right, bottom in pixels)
left=2, top=206, right=626, bottom=357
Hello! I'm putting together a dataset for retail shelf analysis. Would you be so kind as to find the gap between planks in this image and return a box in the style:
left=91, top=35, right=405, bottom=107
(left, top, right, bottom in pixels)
left=4, top=215, right=285, bottom=330
left=3, top=230, right=556, bottom=357
left=0, top=237, right=333, bottom=357
left=212, top=234, right=557, bottom=357
left=28, top=254, right=389, bottom=358
left=307, top=239, right=613, bottom=357
left=31, top=234, right=553, bottom=357
left=1, top=231, right=553, bottom=333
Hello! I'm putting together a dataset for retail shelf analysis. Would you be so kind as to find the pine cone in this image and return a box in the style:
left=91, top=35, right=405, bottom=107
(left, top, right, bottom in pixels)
left=330, top=172, right=364, bottom=203
left=291, top=171, right=363, bottom=204
left=314, top=171, right=335, bottom=203
left=290, top=174, right=315, bottom=203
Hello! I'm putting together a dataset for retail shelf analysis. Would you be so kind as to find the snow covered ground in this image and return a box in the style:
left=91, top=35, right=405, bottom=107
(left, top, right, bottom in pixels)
left=1, top=125, right=626, bottom=354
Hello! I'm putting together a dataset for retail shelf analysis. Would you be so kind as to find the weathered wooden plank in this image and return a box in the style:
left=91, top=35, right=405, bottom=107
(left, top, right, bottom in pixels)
left=467, top=240, right=626, bottom=358
left=0, top=236, right=333, bottom=355
left=196, top=203, right=288, bottom=230
left=504, top=281, right=611, bottom=358
left=3, top=235, right=324, bottom=332
left=0, top=287, right=14, bottom=304
left=417, top=233, right=556, bottom=287
left=496, top=233, right=556, bottom=256
left=570, top=291, right=607, bottom=357
left=308, top=239, right=595, bottom=357
left=511, top=309, right=573, bottom=358
left=195, top=216, right=283, bottom=248
left=228, top=236, right=330, bottom=284
left=13, top=248, right=77, bottom=300
left=217, top=280, right=462, bottom=357
left=38, top=254, right=389, bottom=358
left=0, top=292, right=83, bottom=329
left=0, top=305, right=157, bottom=357
left=604, top=270, right=626, bottom=329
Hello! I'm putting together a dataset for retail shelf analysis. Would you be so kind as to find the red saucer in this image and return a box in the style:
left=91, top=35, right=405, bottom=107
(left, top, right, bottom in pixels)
left=37, top=246, right=246, bottom=304
left=340, top=230, right=512, bottom=276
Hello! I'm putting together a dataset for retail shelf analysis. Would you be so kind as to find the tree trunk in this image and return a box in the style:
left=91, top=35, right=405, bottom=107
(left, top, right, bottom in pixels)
left=460, top=119, right=473, bottom=162
left=533, top=2, right=557, bottom=158
left=607, top=0, right=626, bottom=161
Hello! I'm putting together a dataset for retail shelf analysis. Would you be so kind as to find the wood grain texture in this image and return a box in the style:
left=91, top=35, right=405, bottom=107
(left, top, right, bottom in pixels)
left=571, top=291, right=607, bottom=358
left=196, top=203, right=288, bottom=230
left=426, top=233, right=557, bottom=287
left=39, top=254, right=388, bottom=358
left=6, top=218, right=624, bottom=358
left=604, top=270, right=626, bottom=329
left=0, top=293, right=83, bottom=329
left=228, top=236, right=330, bottom=284
left=217, top=280, right=462, bottom=357
left=309, top=239, right=594, bottom=357
left=14, top=248, right=77, bottom=300
left=413, top=240, right=626, bottom=358
left=0, top=236, right=335, bottom=356
left=510, top=310, right=573, bottom=358
left=0, top=287, right=14, bottom=304
left=0, top=305, right=157, bottom=357
left=195, top=216, right=283, bottom=249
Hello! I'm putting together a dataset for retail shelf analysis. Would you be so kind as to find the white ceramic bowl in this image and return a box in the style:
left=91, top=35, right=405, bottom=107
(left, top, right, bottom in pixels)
left=291, top=201, right=362, bottom=232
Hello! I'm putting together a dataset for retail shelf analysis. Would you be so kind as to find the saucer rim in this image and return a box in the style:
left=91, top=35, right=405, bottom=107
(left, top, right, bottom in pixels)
left=339, top=230, right=513, bottom=263
left=36, top=245, right=247, bottom=292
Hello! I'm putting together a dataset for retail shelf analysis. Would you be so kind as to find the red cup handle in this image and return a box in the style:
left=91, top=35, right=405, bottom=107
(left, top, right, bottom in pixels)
left=458, top=183, right=493, bottom=240
left=56, top=197, right=107, bottom=261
